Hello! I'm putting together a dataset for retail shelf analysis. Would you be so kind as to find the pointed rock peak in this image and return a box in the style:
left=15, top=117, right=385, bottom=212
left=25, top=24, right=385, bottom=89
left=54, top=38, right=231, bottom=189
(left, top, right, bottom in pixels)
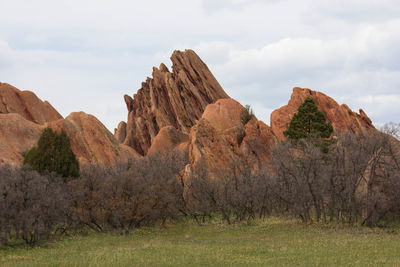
left=120, top=49, right=230, bottom=155
left=159, top=63, right=169, bottom=72
left=114, top=121, right=127, bottom=143
left=124, top=94, right=133, bottom=112
left=170, top=49, right=211, bottom=76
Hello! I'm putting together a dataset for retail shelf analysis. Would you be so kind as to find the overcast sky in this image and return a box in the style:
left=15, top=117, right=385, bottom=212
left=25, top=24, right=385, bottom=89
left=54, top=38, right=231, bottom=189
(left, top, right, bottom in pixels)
left=1, top=0, right=399, bottom=131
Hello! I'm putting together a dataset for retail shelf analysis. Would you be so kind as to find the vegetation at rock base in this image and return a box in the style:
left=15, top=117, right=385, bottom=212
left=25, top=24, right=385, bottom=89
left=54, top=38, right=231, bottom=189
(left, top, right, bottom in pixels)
left=240, top=104, right=255, bottom=125
left=23, top=127, right=79, bottom=178
left=284, top=97, right=333, bottom=140
left=1, top=129, right=400, bottom=247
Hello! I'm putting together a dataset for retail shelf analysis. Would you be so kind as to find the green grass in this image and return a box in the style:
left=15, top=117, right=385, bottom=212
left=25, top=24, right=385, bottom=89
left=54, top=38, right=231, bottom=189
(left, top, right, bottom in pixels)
left=1, top=217, right=400, bottom=266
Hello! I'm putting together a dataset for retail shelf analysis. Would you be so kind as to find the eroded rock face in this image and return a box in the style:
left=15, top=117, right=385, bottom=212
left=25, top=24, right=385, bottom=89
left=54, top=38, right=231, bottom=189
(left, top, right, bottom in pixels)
left=48, top=112, right=140, bottom=166
left=188, top=99, right=277, bottom=177
left=114, top=121, right=127, bottom=143
left=0, top=113, right=42, bottom=165
left=270, top=87, right=375, bottom=140
left=0, top=82, right=62, bottom=124
left=240, top=118, right=278, bottom=170
left=0, top=111, right=140, bottom=166
left=118, top=49, right=229, bottom=155
left=148, top=126, right=189, bottom=156
left=0, top=82, right=140, bottom=167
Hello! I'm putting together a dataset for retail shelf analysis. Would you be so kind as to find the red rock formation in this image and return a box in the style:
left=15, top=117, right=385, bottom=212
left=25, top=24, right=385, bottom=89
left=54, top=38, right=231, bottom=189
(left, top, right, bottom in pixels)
left=0, top=82, right=62, bottom=124
left=114, top=121, right=127, bottom=143
left=0, top=111, right=139, bottom=166
left=48, top=112, right=140, bottom=166
left=0, top=113, right=42, bottom=165
left=147, top=126, right=189, bottom=156
left=240, top=118, right=277, bottom=169
left=118, top=49, right=229, bottom=155
left=188, top=99, right=277, bottom=177
left=271, top=87, right=375, bottom=140
left=0, top=82, right=140, bottom=166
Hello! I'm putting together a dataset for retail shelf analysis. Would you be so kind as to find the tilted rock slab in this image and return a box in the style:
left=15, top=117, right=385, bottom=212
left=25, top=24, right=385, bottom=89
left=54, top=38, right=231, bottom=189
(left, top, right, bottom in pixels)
left=0, top=111, right=139, bottom=166
left=48, top=112, right=140, bottom=166
left=117, top=49, right=229, bottom=155
left=0, top=82, right=62, bottom=124
left=0, top=82, right=140, bottom=166
left=0, top=113, right=43, bottom=165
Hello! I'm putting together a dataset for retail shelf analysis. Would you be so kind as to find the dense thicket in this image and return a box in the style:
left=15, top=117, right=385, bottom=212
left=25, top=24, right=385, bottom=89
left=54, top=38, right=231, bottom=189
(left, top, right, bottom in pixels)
left=271, top=132, right=400, bottom=225
left=0, top=150, right=187, bottom=246
left=23, top=128, right=79, bottom=178
left=1, top=127, right=400, bottom=246
left=0, top=165, right=71, bottom=246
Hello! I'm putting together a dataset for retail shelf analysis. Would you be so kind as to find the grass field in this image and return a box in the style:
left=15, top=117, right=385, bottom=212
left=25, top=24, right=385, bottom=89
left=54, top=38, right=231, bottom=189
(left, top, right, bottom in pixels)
left=1, top=217, right=400, bottom=266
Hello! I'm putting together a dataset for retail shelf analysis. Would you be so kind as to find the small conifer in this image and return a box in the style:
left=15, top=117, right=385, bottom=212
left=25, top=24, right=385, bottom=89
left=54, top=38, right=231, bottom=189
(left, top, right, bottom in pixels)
left=24, top=128, right=79, bottom=178
left=284, top=97, right=333, bottom=140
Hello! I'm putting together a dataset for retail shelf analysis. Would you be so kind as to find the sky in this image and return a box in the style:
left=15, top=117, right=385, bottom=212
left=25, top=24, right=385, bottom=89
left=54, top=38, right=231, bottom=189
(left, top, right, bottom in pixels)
left=0, top=0, right=399, bottom=131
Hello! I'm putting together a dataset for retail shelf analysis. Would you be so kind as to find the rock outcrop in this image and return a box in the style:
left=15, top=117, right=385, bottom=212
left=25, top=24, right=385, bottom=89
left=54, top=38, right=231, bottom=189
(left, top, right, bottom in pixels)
left=0, top=54, right=378, bottom=173
left=117, top=49, right=229, bottom=155
left=0, top=113, right=43, bottom=165
left=271, top=87, right=375, bottom=140
left=0, top=82, right=62, bottom=124
left=0, top=111, right=140, bottom=166
left=114, top=121, right=127, bottom=143
left=0, top=83, right=140, bottom=166
left=48, top=112, right=140, bottom=166
left=188, top=99, right=277, bottom=177
left=147, top=126, right=189, bottom=156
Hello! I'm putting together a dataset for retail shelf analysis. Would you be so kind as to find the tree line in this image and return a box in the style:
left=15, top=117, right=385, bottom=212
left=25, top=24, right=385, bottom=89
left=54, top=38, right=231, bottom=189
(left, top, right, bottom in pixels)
left=1, top=99, right=400, bottom=246
left=1, top=129, right=399, bottom=246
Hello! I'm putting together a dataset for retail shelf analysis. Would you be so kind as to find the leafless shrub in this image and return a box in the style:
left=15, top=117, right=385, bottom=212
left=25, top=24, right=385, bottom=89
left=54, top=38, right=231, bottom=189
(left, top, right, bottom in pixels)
left=270, top=131, right=400, bottom=226
left=380, top=122, right=400, bottom=140
left=0, top=165, right=70, bottom=246
left=271, top=138, right=328, bottom=223
left=70, top=150, right=188, bottom=233
left=184, top=159, right=274, bottom=225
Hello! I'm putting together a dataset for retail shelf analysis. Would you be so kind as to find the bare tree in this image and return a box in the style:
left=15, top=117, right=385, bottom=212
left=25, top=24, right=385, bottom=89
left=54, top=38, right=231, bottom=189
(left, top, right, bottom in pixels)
left=380, top=122, right=400, bottom=140
left=0, top=165, right=70, bottom=246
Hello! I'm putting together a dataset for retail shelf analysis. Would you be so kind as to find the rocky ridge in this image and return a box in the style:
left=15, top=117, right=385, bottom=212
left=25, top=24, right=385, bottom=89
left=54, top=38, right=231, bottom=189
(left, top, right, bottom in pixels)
left=0, top=84, right=138, bottom=166
left=270, top=87, right=375, bottom=140
left=116, top=49, right=229, bottom=155
left=0, top=82, right=62, bottom=124
left=0, top=50, right=378, bottom=171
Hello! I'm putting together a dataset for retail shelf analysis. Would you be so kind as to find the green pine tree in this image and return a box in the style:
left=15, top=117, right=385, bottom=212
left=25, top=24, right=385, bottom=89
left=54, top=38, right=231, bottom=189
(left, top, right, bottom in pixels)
left=23, top=128, right=80, bottom=178
left=284, top=97, right=333, bottom=140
